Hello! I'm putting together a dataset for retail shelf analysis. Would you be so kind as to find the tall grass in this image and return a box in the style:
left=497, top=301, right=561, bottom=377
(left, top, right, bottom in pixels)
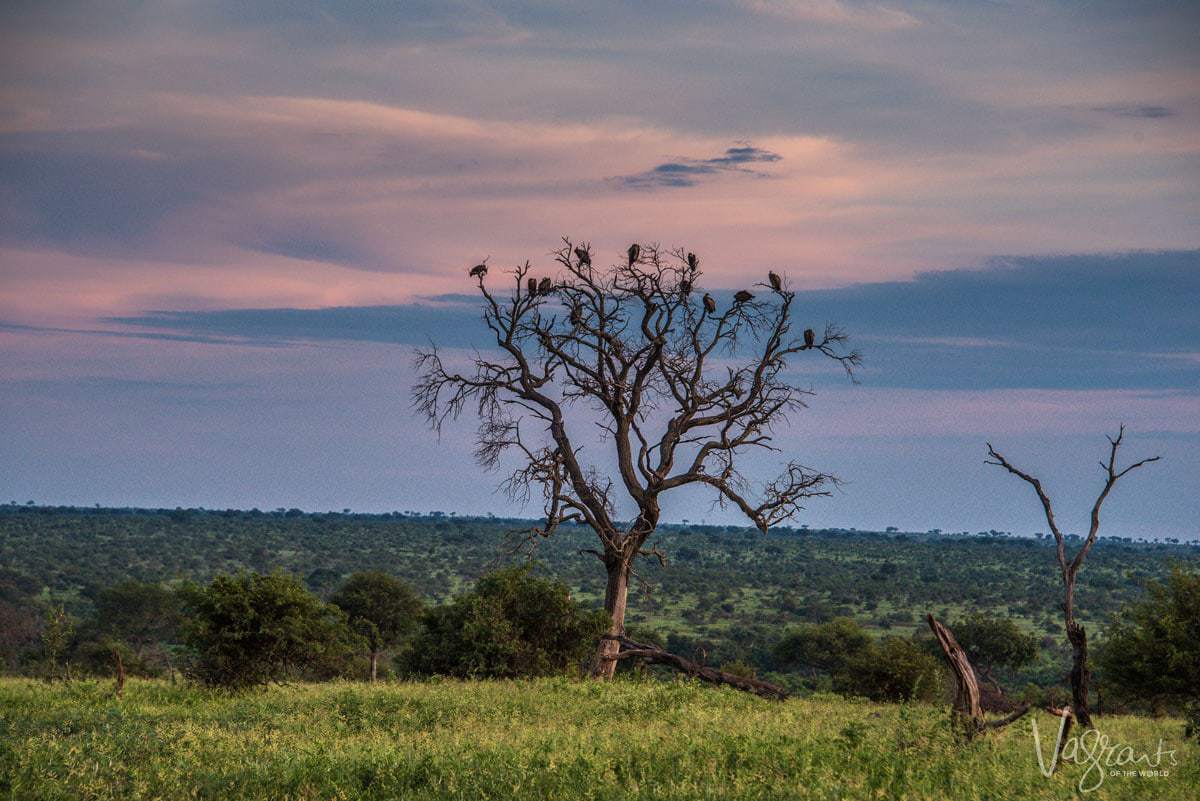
left=0, top=678, right=1194, bottom=800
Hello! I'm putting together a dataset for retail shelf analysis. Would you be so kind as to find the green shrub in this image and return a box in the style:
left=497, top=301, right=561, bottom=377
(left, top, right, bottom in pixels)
left=836, top=637, right=945, bottom=702
left=1099, top=566, right=1200, bottom=727
left=180, top=572, right=361, bottom=688
left=406, top=565, right=608, bottom=678
left=948, top=613, right=1038, bottom=679
left=773, top=617, right=872, bottom=675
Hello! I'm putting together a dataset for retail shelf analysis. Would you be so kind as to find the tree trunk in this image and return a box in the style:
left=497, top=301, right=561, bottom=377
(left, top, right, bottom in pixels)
left=370, top=650, right=379, bottom=683
left=590, top=558, right=631, bottom=679
left=112, top=647, right=125, bottom=698
left=927, top=614, right=1032, bottom=739
left=1067, top=619, right=1094, bottom=728
left=927, top=615, right=984, bottom=737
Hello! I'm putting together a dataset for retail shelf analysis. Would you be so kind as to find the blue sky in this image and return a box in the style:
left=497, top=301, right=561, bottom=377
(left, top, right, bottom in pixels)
left=1, top=1, right=1198, bottom=538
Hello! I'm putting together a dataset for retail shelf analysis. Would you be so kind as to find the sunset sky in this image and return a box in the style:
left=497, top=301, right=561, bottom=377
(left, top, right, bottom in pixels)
left=2, top=1, right=1198, bottom=538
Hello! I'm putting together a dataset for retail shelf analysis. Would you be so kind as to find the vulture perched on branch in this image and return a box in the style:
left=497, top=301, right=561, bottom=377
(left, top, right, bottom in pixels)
left=469, top=263, right=487, bottom=278
left=627, top=243, right=640, bottom=267
left=803, top=328, right=815, bottom=349
left=574, top=247, right=590, bottom=267
left=679, top=279, right=691, bottom=295
left=734, top=289, right=754, bottom=304
left=527, top=277, right=538, bottom=297
left=687, top=252, right=698, bottom=271
left=768, top=271, right=782, bottom=291
left=537, top=277, right=553, bottom=295
left=703, top=293, right=717, bottom=314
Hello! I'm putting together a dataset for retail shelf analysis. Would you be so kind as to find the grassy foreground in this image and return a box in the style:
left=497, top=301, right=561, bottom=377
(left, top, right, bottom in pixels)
left=0, top=678, right=1194, bottom=800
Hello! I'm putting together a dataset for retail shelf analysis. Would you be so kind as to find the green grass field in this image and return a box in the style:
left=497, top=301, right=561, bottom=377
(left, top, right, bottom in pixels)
left=1, top=679, right=1194, bottom=800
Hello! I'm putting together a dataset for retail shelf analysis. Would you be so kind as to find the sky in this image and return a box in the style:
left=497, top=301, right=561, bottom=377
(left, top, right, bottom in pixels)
left=1, top=1, right=1198, bottom=539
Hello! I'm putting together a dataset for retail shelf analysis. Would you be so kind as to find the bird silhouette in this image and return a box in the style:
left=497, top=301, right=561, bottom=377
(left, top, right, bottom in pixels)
left=527, top=277, right=538, bottom=296
left=734, top=290, right=754, bottom=303
left=703, top=293, right=717, bottom=314
left=469, top=263, right=487, bottom=278
left=687, top=252, right=698, bottom=271
left=803, top=328, right=815, bottom=349
left=574, top=247, right=590, bottom=267
left=627, top=243, right=640, bottom=266
left=538, top=277, right=553, bottom=295
left=768, top=271, right=782, bottom=291
left=679, top=279, right=692, bottom=294
left=569, top=304, right=583, bottom=326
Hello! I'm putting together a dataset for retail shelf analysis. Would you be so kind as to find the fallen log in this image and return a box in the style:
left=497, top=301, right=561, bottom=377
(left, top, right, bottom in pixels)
left=601, top=634, right=789, bottom=700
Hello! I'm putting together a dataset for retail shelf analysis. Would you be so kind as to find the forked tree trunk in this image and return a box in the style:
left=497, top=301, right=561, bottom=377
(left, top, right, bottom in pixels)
left=370, top=650, right=379, bottom=683
left=590, top=558, right=631, bottom=679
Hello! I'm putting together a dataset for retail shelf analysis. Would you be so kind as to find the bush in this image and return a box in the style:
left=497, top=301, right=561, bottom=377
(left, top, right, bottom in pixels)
left=180, top=572, right=361, bottom=688
left=948, top=613, right=1038, bottom=679
left=406, top=565, right=608, bottom=678
left=773, top=617, right=872, bottom=674
left=719, top=660, right=757, bottom=679
left=836, top=637, right=944, bottom=702
left=1099, top=566, right=1200, bottom=726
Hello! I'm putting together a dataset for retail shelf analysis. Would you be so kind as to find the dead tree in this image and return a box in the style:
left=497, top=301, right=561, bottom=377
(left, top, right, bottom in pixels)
left=927, top=614, right=1031, bottom=739
left=986, top=426, right=1159, bottom=728
left=415, top=240, right=858, bottom=678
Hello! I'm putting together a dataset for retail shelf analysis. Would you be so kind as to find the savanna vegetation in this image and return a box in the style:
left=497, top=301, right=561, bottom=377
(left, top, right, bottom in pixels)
left=1, top=504, right=1196, bottom=706
left=1, top=678, right=1194, bottom=801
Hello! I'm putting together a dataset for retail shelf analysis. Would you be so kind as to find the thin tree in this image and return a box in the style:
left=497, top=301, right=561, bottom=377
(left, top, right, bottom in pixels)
left=985, top=426, right=1159, bottom=727
left=330, top=571, right=423, bottom=682
left=415, top=240, right=858, bottom=678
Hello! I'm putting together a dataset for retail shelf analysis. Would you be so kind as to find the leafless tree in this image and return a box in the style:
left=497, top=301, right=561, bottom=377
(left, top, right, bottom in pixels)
left=414, top=240, right=859, bottom=677
left=985, top=426, right=1159, bottom=727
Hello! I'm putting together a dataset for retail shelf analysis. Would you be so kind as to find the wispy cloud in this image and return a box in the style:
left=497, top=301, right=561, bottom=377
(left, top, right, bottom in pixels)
left=104, top=250, right=1200, bottom=391
left=739, top=0, right=920, bottom=30
left=616, top=144, right=783, bottom=189
left=1092, top=104, right=1176, bottom=119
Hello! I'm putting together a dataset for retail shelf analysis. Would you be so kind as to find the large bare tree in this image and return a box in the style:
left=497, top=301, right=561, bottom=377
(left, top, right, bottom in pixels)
left=985, top=426, right=1159, bottom=727
left=415, top=240, right=858, bottom=677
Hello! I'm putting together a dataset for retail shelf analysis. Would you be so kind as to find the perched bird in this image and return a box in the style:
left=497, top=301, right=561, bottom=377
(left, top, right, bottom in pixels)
left=734, top=289, right=754, bottom=304
left=768, top=271, right=782, bottom=291
left=469, top=263, right=487, bottom=279
left=627, top=243, right=640, bottom=266
left=527, top=277, right=538, bottom=296
left=569, top=304, right=583, bottom=326
left=687, top=252, right=698, bottom=271
left=679, top=279, right=692, bottom=294
left=703, top=293, right=717, bottom=314
left=538, top=277, right=553, bottom=295
left=803, top=328, right=815, bottom=349
left=574, top=247, right=590, bottom=267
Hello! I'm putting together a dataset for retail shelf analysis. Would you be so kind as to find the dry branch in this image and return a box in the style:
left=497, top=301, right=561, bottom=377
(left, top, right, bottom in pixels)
left=602, top=634, right=789, bottom=700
